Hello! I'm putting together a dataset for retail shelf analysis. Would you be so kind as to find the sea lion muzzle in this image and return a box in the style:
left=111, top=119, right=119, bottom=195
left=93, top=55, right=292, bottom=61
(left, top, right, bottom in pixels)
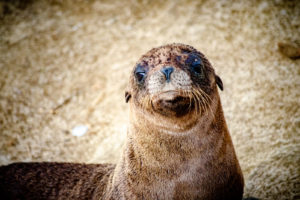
left=151, top=91, right=192, bottom=117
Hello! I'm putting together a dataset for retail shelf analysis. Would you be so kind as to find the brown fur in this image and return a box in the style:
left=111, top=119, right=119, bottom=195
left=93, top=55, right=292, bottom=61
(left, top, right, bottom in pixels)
left=0, top=162, right=114, bottom=200
left=0, top=43, right=244, bottom=200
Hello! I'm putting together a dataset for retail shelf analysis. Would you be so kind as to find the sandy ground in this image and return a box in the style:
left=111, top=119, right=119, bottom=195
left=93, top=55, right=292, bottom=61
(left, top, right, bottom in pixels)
left=0, top=0, right=299, bottom=199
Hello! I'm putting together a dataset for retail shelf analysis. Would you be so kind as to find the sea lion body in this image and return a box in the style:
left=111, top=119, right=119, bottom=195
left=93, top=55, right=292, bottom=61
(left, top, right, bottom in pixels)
left=0, top=162, right=114, bottom=200
left=0, top=43, right=244, bottom=200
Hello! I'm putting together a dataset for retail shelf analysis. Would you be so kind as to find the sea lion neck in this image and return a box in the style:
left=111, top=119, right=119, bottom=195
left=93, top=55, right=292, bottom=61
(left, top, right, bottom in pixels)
left=108, top=92, right=243, bottom=200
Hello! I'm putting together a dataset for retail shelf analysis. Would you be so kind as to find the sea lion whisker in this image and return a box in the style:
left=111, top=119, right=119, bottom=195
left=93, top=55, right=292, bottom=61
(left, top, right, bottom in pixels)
left=194, top=91, right=203, bottom=116
left=193, top=88, right=204, bottom=115
left=188, top=92, right=193, bottom=112
left=199, top=90, right=213, bottom=115
left=198, top=93, right=205, bottom=115
left=193, top=93, right=200, bottom=115
left=195, top=87, right=212, bottom=115
left=183, top=90, right=193, bottom=112
left=198, top=90, right=209, bottom=114
left=192, top=89, right=200, bottom=115
left=191, top=92, right=197, bottom=115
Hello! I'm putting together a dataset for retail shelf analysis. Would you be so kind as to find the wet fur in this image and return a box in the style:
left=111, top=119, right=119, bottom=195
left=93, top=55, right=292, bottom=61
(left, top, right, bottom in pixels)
left=0, top=43, right=244, bottom=200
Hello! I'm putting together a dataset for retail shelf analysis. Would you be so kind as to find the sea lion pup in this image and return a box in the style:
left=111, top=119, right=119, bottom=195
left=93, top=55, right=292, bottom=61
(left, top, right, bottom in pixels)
left=107, top=43, right=244, bottom=200
left=0, top=43, right=244, bottom=200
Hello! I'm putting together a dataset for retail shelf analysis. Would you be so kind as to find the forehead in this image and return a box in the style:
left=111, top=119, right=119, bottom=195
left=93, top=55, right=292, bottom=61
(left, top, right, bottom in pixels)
left=137, top=44, right=199, bottom=68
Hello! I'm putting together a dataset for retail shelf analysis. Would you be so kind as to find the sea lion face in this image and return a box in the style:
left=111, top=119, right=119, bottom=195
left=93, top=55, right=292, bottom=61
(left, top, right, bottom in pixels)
left=126, top=43, right=223, bottom=118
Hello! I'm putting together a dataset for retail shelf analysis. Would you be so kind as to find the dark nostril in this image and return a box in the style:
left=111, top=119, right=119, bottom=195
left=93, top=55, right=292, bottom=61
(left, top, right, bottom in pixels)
left=161, top=67, right=174, bottom=82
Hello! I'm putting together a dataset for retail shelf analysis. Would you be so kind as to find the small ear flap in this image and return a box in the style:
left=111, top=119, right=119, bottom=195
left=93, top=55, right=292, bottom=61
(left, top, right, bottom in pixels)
left=125, top=91, right=131, bottom=103
left=215, top=75, right=223, bottom=91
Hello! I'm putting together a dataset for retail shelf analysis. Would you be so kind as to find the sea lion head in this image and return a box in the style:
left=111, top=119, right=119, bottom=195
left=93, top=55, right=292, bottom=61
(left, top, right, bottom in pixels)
left=126, top=43, right=223, bottom=120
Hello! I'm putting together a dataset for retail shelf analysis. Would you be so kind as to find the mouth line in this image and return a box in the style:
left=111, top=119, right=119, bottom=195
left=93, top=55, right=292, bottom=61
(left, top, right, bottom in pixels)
left=151, top=90, right=190, bottom=99
left=164, top=96, right=187, bottom=104
left=154, top=90, right=181, bottom=95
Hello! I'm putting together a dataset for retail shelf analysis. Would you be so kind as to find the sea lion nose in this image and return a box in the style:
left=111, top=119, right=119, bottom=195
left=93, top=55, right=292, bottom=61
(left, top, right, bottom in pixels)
left=161, top=67, right=174, bottom=82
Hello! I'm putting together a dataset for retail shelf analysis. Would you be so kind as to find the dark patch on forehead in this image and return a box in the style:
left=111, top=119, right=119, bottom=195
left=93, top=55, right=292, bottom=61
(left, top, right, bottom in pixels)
left=137, top=44, right=211, bottom=71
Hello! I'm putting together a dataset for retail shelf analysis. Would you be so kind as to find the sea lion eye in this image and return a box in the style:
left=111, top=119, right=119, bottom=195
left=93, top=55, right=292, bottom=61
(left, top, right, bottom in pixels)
left=186, top=55, right=204, bottom=76
left=135, top=72, right=146, bottom=82
left=134, top=64, right=147, bottom=83
left=190, top=59, right=203, bottom=74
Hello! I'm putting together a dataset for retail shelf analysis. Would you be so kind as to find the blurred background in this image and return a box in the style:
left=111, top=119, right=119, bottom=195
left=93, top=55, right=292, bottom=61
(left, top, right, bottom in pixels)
left=0, top=0, right=299, bottom=199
